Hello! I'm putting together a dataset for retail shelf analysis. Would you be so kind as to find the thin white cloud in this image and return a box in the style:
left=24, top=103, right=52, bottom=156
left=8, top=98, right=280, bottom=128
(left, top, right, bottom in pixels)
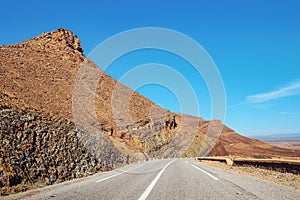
left=280, top=111, right=299, bottom=116
left=246, top=80, right=300, bottom=104
left=280, top=111, right=290, bottom=115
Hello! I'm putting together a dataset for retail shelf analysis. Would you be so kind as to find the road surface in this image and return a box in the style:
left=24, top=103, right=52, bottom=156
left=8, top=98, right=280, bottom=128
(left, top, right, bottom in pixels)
left=14, top=159, right=300, bottom=200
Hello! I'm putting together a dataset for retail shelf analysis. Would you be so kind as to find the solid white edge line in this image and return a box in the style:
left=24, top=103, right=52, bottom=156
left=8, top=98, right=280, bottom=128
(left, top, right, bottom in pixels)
left=192, top=165, right=220, bottom=181
left=95, top=163, right=145, bottom=183
left=95, top=171, right=125, bottom=183
left=138, top=159, right=177, bottom=200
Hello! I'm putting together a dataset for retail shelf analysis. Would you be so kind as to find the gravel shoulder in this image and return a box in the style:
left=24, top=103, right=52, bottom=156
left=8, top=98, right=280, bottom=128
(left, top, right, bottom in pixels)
left=199, top=160, right=300, bottom=192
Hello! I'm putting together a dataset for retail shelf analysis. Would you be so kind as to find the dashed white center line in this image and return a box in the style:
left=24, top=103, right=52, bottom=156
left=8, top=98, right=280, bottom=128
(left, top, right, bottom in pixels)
left=138, top=159, right=177, bottom=200
left=192, top=165, right=220, bottom=181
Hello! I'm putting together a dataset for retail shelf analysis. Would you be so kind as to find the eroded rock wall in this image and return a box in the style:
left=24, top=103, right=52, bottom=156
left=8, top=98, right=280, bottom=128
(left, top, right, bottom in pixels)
left=0, top=99, right=126, bottom=195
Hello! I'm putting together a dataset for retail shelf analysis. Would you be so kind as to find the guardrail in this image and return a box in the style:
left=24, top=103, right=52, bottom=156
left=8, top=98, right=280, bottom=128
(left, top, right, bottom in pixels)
left=196, top=157, right=300, bottom=174
left=196, top=157, right=234, bottom=166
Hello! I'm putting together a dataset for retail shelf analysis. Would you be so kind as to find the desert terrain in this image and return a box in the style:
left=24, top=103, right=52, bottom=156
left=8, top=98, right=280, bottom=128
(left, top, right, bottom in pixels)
left=1, top=28, right=299, bottom=195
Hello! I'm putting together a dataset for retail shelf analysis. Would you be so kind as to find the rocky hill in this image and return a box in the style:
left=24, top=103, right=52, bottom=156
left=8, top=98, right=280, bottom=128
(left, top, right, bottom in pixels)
left=1, top=28, right=299, bottom=195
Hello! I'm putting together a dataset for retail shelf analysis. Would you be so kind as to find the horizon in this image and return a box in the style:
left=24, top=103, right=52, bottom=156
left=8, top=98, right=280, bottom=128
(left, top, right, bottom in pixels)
left=1, top=0, right=300, bottom=137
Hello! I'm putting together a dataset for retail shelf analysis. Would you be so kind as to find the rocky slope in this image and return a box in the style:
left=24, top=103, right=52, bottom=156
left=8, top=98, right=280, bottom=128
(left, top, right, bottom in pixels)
left=1, top=28, right=299, bottom=195
left=0, top=91, right=127, bottom=195
left=180, top=114, right=300, bottom=158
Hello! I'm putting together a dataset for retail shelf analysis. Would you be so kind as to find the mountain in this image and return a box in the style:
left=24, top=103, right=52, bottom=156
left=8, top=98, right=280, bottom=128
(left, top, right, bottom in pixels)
left=1, top=28, right=299, bottom=195
left=253, top=133, right=300, bottom=142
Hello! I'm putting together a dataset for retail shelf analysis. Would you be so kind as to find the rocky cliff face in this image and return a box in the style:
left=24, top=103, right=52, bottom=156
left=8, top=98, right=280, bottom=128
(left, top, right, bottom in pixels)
left=1, top=28, right=299, bottom=195
left=0, top=92, right=127, bottom=195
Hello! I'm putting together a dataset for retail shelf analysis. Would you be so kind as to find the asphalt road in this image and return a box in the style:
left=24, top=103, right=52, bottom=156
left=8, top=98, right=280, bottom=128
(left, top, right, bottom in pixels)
left=17, top=159, right=299, bottom=200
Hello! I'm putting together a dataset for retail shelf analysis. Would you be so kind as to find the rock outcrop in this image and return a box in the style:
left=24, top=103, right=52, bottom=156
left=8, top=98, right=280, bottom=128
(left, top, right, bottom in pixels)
left=0, top=92, right=126, bottom=195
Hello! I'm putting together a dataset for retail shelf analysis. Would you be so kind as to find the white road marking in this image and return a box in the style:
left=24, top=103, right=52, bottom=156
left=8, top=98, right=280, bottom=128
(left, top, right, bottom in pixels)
left=95, top=164, right=144, bottom=183
left=95, top=172, right=125, bottom=183
left=192, top=165, right=220, bottom=181
left=138, top=159, right=177, bottom=200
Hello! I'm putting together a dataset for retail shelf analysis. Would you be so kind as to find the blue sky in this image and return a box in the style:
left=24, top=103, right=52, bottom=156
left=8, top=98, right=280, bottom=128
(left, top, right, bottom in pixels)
left=1, top=0, right=300, bottom=137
